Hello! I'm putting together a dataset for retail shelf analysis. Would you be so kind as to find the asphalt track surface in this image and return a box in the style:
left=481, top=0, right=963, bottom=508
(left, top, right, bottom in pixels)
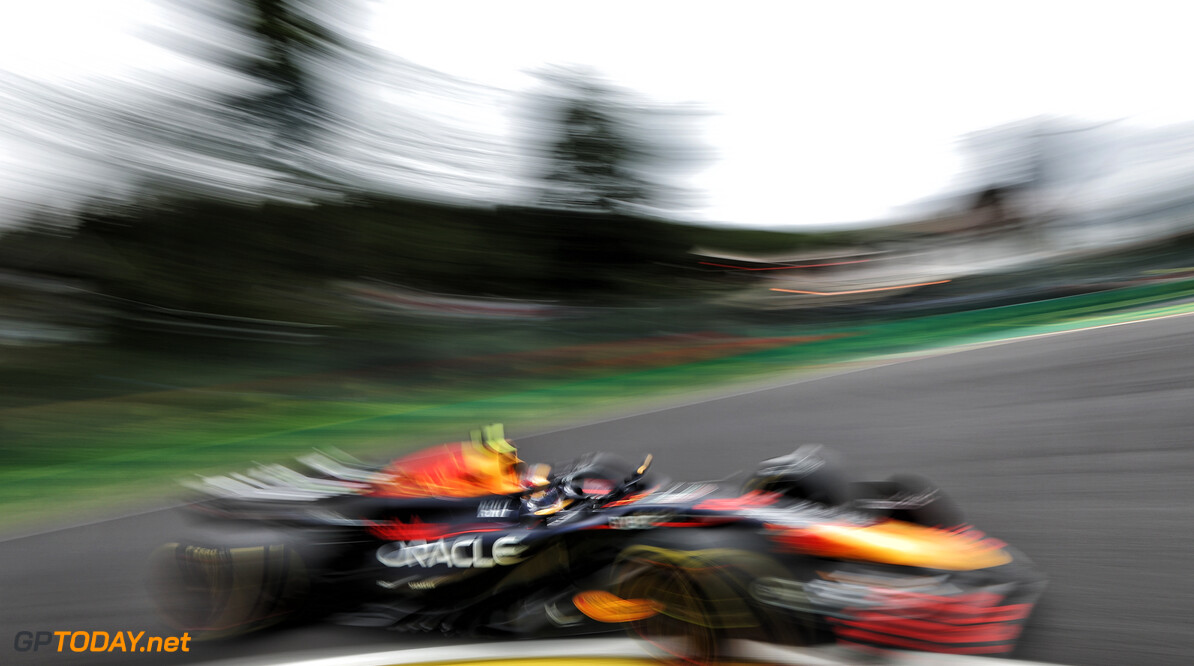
left=4, top=313, right=1194, bottom=665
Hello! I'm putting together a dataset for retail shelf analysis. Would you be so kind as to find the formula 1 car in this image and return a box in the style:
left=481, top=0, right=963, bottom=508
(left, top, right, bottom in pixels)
left=148, top=425, right=1046, bottom=663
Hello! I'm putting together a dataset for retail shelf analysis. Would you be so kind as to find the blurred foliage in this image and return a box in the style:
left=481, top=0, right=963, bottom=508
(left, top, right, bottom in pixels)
left=0, top=190, right=874, bottom=333
left=0, top=0, right=947, bottom=342
left=140, top=0, right=364, bottom=200
left=527, top=66, right=708, bottom=215
left=684, top=225, right=867, bottom=255
left=164, top=0, right=358, bottom=152
left=235, top=0, right=346, bottom=143
left=0, top=0, right=856, bottom=328
left=532, top=68, right=654, bottom=211
left=0, top=198, right=675, bottom=312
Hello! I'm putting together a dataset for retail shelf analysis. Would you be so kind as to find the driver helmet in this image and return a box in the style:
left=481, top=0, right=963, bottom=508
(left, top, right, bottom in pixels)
left=522, top=485, right=567, bottom=517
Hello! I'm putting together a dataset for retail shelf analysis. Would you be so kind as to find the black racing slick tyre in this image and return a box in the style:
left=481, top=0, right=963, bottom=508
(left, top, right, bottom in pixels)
left=613, top=540, right=804, bottom=665
left=614, top=545, right=724, bottom=664
left=147, top=541, right=310, bottom=639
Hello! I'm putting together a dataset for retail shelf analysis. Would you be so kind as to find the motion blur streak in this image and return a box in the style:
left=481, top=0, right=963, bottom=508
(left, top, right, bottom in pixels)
left=698, top=259, right=872, bottom=270
left=770, top=280, right=952, bottom=296
left=5, top=4, right=1194, bottom=666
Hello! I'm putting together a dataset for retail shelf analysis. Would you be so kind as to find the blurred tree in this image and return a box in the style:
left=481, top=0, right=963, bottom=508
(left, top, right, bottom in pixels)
left=538, top=84, right=648, bottom=211
left=139, top=0, right=364, bottom=197
left=528, top=67, right=706, bottom=215
left=516, top=68, right=707, bottom=299
left=231, top=0, right=351, bottom=151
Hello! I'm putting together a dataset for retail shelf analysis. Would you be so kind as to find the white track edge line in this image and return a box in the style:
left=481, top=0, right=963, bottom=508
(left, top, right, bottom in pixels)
left=198, top=637, right=1061, bottom=666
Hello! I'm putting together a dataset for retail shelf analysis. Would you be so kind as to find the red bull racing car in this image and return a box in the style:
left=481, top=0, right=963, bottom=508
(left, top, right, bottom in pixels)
left=149, top=424, right=1046, bottom=663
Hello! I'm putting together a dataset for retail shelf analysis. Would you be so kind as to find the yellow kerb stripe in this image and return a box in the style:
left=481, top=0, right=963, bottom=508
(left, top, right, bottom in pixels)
left=377, top=660, right=658, bottom=666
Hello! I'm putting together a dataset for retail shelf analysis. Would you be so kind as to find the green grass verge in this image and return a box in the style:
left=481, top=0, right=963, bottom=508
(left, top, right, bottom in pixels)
left=3, top=278, right=1194, bottom=534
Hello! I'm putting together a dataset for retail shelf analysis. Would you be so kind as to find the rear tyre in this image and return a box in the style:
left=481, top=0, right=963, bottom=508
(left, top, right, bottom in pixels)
left=613, top=540, right=807, bottom=665
left=147, top=541, right=310, bottom=639
left=614, top=547, right=724, bottom=664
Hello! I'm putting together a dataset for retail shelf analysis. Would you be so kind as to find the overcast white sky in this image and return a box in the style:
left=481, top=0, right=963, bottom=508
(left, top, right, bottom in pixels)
left=3, top=0, right=1194, bottom=228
